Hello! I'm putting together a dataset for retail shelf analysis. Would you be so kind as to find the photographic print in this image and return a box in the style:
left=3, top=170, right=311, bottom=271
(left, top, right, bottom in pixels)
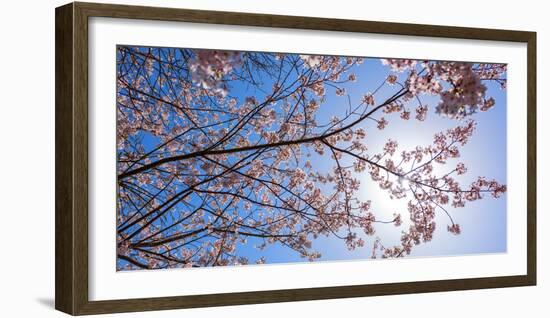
left=115, top=46, right=507, bottom=271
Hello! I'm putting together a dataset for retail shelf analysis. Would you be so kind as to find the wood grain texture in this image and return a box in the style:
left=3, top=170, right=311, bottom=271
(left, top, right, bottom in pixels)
left=55, top=2, right=537, bottom=315
left=55, top=3, right=75, bottom=314
left=526, top=32, right=537, bottom=286
left=73, top=2, right=90, bottom=314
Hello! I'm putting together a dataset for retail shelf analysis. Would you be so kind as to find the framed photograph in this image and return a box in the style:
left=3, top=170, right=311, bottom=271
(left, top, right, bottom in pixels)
left=55, top=2, right=536, bottom=315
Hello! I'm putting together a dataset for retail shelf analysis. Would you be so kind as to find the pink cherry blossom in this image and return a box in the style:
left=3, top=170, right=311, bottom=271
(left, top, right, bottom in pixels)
left=116, top=46, right=507, bottom=269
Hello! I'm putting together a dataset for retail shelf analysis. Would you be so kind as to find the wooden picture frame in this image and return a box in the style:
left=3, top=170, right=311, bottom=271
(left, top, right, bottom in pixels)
left=55, top=2, right=536, bottom=315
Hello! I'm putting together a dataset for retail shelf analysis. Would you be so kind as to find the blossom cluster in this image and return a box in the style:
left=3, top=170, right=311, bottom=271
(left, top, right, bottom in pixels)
left=115, top=46, right=507, bottom=270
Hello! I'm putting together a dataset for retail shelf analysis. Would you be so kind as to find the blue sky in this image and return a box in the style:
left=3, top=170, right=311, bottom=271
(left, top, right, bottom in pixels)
left=117, top=47, right=507, bottom=269
left=222, top=56, right=507, bottom=264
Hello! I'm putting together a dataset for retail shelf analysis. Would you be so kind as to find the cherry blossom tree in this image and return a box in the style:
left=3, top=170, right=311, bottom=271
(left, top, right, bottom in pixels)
left=116, top=46, right=507, bottom=270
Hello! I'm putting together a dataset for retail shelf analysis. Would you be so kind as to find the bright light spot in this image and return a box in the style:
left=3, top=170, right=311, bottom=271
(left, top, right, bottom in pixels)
left=398, top=176, right=410, bottom=189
